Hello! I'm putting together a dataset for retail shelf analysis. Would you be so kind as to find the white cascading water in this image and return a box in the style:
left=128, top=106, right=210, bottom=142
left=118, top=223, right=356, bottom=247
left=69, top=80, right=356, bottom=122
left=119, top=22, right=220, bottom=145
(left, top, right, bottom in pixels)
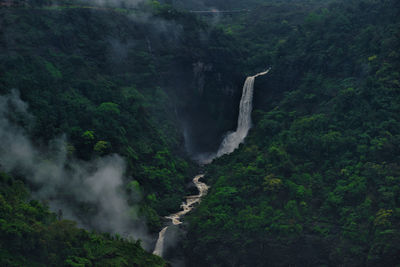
left=217, top=68, right=271, bottom=157
left=153, top=68, right=270, bottom=258
left=153, top=174, right=209, bottom=257
left=153, top=226, right=168, bottom=256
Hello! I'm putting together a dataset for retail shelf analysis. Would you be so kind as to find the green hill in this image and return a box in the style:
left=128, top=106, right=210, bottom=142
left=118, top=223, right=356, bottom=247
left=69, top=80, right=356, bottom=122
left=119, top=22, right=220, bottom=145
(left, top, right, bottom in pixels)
left=185, top=0, right=400, bottom=266
left=0, top=0, right=399, bottom=266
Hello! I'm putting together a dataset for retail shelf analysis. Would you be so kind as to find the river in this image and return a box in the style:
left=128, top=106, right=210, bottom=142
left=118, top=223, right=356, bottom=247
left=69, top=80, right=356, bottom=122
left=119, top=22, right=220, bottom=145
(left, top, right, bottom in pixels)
left=153, top=174, right=209, bottom=257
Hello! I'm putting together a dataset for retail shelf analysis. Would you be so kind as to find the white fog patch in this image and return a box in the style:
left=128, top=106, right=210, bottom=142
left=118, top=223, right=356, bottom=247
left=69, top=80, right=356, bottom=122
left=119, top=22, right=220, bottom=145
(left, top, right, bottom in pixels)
left=0, top=90, right=151, bottom=249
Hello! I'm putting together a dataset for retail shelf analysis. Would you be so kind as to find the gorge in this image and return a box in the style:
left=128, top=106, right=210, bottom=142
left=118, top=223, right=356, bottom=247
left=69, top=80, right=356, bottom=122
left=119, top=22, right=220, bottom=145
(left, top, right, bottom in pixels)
left=153, top=69, right=271, bottom=259
left=0, top=1, right=398, bottom=266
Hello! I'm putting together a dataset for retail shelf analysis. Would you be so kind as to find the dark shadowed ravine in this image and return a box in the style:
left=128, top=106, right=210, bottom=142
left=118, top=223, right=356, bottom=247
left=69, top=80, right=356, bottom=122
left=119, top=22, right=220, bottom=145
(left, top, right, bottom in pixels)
left=152, top=69, right=270, bottom=260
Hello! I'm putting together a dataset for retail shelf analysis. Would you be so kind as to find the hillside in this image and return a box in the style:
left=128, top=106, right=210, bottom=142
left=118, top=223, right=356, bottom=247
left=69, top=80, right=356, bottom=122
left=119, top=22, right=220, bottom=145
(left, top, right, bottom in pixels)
left=185, top=0, right=400, bottom=266
left=0, top=172, right=165, bottom=266
left=0, top=1, right=243, bottom=265
left=0, top=0, right=399, bottom=266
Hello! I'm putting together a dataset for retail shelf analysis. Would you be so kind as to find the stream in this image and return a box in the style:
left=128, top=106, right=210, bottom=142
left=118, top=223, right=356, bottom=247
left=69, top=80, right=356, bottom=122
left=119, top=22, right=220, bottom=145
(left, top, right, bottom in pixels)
left=153, top=174, right=209, bottom=257
left=152, top=68, right=270, bottom=259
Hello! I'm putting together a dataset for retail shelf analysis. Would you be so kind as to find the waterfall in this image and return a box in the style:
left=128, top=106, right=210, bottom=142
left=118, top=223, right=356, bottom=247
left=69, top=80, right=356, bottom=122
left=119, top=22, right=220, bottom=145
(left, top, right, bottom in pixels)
left=216, top=68, right=271, bottom=157
left=194, top=68, right=271, bottom=164
left=153, top=227, right=168, bottom=257
left=152, top=68, right=270, bottom=259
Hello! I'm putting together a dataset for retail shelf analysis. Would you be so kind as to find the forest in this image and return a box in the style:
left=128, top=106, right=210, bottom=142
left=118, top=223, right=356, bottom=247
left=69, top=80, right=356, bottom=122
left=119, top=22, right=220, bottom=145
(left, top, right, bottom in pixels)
left=0, top=0, right=399, bottom=266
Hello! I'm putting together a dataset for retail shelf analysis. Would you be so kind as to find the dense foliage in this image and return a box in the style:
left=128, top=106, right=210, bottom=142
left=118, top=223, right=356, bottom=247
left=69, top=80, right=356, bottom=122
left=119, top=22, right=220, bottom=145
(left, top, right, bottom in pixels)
left=0, top=1, right=243, bottom=264
left=185, top=0, right=400, bottom=266
left=0, top=0, right=244, bottom=229
left=1, top=2, right=185, bottom=227
left=1, top=0, right=399, bottom=266
left=0, top=172, right=165, bottom=266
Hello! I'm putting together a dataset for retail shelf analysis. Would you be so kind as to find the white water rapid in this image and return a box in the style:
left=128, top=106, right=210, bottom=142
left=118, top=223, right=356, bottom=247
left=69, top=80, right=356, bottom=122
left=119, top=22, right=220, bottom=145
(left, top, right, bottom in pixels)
left=153, top=174, right=209, bottom=257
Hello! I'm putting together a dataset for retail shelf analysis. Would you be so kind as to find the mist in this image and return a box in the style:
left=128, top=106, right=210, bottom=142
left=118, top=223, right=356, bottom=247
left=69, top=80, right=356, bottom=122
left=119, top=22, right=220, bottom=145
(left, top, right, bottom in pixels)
left=0, top=90, right=151, bottom=248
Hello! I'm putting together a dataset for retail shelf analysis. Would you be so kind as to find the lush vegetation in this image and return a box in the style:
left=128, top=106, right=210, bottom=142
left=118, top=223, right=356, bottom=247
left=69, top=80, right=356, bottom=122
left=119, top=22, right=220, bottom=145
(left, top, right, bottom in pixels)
left=0, top=172, right=165, bottom=266
left=0, top=0, right=243, bottom=227
left=185, top=0, right=400, bottom=266
left=1, top=1, right=185, bottom=224
left=1, top=0, right=399, bottom=266
left=0, top=0, right=243, bottom=265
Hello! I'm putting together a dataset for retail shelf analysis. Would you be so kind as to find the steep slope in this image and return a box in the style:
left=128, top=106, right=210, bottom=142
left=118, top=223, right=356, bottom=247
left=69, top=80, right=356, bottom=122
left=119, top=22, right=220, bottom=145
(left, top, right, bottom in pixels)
left=0, top=1, right=245, bottom=265
left=185, top=0, right=400, bottom=266
left=0, top=172, right=165, bottom=267
left=0, top=0, right=244, bottom=225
